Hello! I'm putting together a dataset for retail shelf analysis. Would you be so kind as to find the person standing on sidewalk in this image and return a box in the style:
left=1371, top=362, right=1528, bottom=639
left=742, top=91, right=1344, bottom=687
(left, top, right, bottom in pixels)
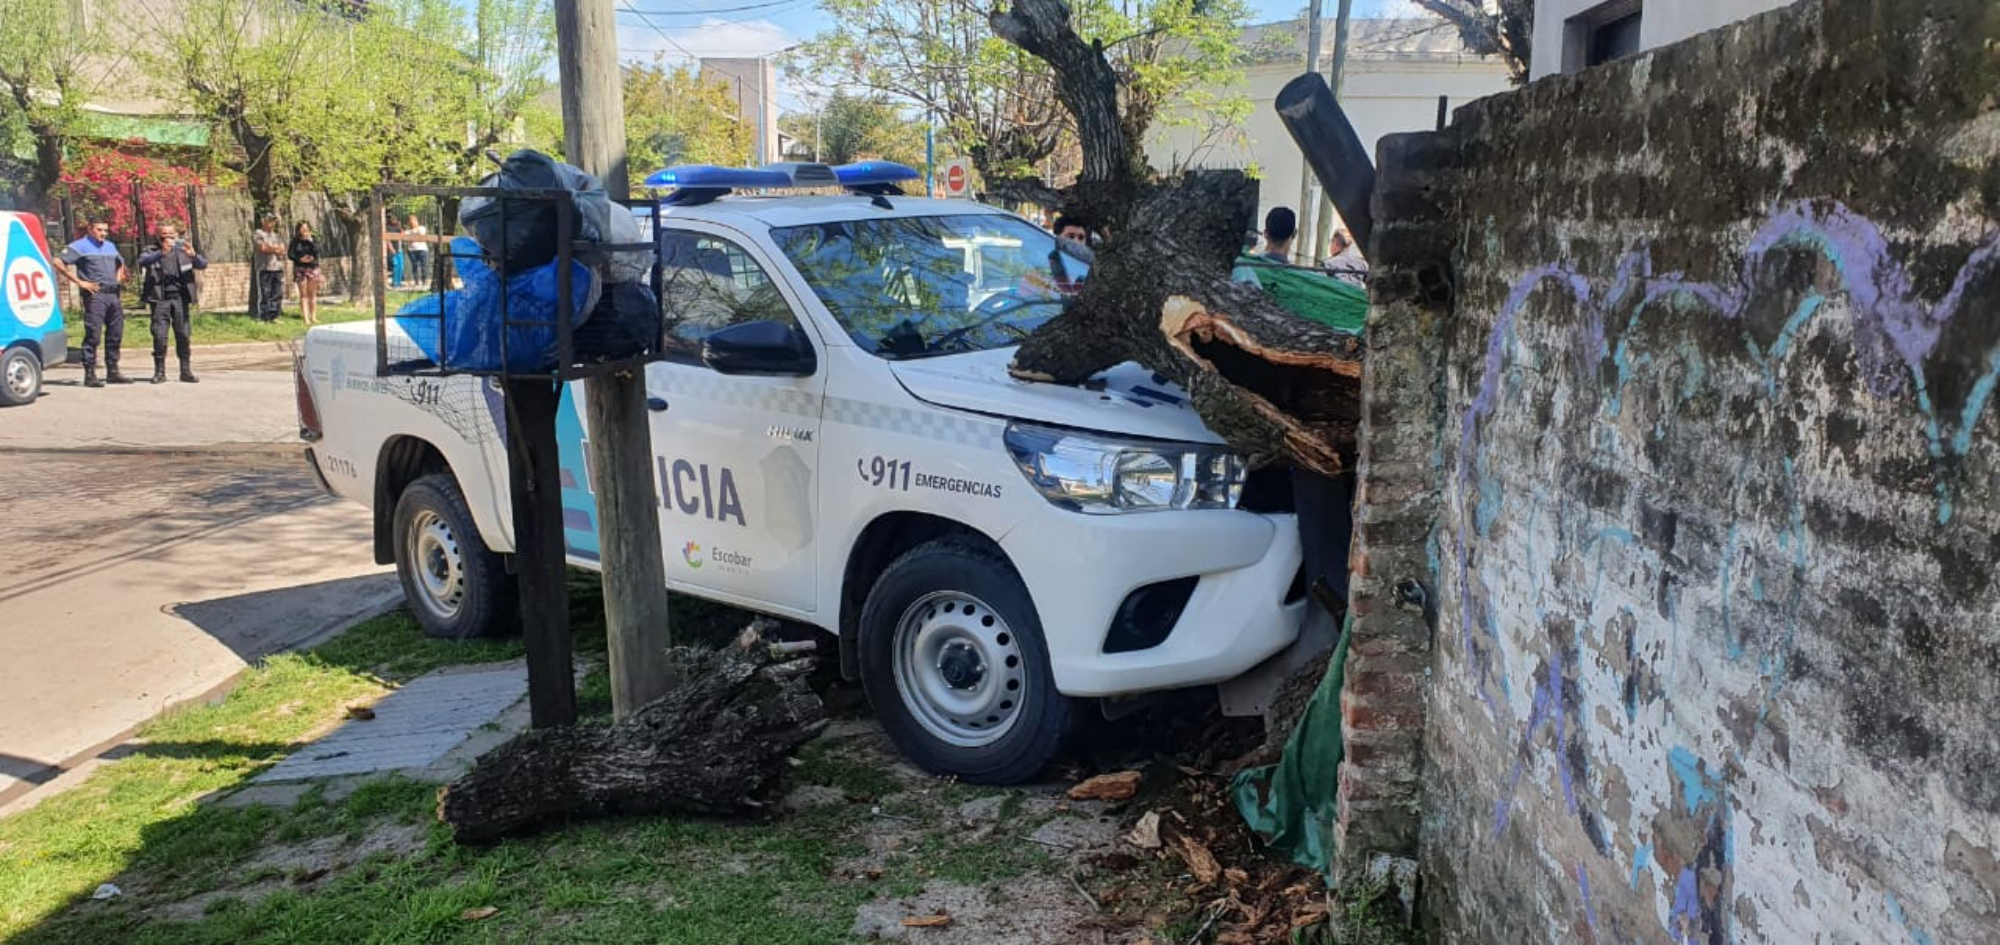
left=136, top=223, right=208, bottom=384
left=404, top=213, right=430, bottom=290
left=53, top=219, right=131, bottom=387
left=288, top=222, right=323, bottom=327
left=253, top=215, right=286, bottom=322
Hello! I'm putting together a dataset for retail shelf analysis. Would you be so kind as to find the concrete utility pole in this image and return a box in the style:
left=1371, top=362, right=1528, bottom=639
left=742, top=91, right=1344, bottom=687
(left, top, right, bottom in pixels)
left=556, top=0, right=676, bottom=719
left=1296, top=0, right=1325, bottom=258
left=1314, top=0, right=1355, bottom=265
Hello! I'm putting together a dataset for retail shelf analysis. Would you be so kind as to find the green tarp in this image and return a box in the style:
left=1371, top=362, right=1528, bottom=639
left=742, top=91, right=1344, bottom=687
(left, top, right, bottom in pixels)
left=1230, top=615, right=1351, bottom=875
left=1232, top=255, right=1369, bottom=334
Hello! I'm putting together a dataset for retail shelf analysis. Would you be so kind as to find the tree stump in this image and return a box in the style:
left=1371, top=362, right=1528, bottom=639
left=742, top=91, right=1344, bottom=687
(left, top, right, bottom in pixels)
left=438, top=637, right=827, bottom=844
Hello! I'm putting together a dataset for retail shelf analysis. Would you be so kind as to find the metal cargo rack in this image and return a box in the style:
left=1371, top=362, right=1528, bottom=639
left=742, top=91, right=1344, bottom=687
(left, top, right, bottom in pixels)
left=368, top=182, right=665, bottom=383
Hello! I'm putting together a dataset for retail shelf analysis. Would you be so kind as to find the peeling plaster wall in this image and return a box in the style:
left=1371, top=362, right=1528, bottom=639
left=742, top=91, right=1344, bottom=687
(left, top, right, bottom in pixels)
left=1403, top=1, right=2000, bottom=941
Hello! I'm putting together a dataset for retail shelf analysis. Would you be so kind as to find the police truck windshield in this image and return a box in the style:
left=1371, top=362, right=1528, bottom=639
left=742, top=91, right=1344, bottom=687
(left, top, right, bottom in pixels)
left=771, top=213, right=1089, bottom=360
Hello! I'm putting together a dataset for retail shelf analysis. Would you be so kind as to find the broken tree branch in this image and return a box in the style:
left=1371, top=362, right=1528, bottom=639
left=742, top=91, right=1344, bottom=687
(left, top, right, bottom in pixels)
left=993, top=0, right=1365, bottom=473
left=437, top=641, right=827, bottom=843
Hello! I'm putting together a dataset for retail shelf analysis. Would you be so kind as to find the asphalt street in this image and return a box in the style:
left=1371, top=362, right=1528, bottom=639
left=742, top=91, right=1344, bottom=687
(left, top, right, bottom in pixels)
left=0, top=353, right=398, bottom=809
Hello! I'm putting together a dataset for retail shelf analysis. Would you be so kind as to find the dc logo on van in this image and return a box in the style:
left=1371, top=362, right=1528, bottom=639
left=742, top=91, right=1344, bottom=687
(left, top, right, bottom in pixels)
left=5, top=256, right=55, bottom=329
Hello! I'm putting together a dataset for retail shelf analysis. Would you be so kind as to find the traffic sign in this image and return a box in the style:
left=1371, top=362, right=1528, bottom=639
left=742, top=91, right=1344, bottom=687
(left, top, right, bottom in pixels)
left=942, top=158, right=972, bottom=199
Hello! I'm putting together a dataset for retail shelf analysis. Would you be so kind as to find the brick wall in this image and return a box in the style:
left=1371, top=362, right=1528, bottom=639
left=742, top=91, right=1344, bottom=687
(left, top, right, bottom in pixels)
left=58, top=258, right=358, bottom=314
left=192, top=258, right=359, bottom=311
left=1361, top=0, right=2000, bottom=940
left=1334, top=129, right=1458, bottom=878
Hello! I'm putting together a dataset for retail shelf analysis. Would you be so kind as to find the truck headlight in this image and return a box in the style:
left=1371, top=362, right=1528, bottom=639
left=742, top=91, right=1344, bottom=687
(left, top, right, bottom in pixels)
left=1003, top=422, right=1246, bottom=514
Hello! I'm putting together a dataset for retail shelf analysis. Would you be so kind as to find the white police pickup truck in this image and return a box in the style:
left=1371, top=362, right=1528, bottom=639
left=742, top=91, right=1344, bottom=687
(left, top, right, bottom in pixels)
left=296, top=163, right=1306, bottom=782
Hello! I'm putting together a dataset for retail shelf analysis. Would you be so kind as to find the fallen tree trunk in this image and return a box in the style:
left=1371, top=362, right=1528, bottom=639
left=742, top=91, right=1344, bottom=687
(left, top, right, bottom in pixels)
left=1005, top=171, right=1364, bottom=474
left=991, top=0, right=1365, bottom=474
left=438, top=637, right=827, bottom=844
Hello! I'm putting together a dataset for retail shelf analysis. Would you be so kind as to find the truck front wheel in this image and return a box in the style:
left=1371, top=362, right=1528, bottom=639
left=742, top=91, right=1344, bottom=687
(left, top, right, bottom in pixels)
left=0, top=347, right=41, bottom=407
left=858, top=538, right=1071, bottom=784
left=393, top=473, right=517, bottom=640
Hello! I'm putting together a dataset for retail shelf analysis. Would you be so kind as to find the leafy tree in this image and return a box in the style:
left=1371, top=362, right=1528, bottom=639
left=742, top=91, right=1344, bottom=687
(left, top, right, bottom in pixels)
left=1410, top=0, right=1532, bottom=83
left=791, top=0, right=1255, bottom=199
left=149, top=0, right=552, bottom=213
left=624, top=60, right=752, bottom=174
left=780, top=93, right=925, bottom=167
left=0, top=0, right=106, bottom=211
left=148, top=0, right=357, bottom=213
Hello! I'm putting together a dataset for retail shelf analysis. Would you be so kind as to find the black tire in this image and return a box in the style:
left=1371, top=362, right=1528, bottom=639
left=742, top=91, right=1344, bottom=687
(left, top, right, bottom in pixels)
left=858, top=537, right=1071, bottom=784
left=0, top=347, right=41, bottom=407
left=392, top=473, right=518, bottom=640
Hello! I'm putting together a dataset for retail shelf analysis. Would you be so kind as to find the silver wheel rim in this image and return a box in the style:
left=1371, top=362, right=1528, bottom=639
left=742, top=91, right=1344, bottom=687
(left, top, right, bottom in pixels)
left=408, top=509, right=465, bottom=621
left=4, top=356, right=33, bottom=398
left=891, top=590, right=1026, bottom=748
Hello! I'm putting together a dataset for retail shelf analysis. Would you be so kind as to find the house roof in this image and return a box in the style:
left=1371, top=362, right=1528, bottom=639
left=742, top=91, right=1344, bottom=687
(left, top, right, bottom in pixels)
left=1242, top=17, right=1503, bottom=65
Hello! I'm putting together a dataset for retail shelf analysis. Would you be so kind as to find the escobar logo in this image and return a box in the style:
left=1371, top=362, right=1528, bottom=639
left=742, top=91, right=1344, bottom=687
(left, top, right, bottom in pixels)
left=681, top=541, right=703, bottom=568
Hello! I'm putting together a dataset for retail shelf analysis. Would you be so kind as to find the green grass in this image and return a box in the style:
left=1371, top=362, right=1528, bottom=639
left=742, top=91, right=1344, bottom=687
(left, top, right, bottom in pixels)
left=0, top=579, right=1082, bottom=945
left=63, top=291, right=428, bottom=349
left=0, top=610, right=524, bottom=939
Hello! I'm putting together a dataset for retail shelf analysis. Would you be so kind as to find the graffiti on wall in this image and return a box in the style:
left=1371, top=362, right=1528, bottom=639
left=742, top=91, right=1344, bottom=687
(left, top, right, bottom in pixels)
left=1445, top=199, right=1998, bottom=943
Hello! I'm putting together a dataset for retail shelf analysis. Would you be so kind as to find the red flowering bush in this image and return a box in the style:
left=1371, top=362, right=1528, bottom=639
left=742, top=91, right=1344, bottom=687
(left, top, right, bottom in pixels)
left=59, top=144, right=206, bottom=240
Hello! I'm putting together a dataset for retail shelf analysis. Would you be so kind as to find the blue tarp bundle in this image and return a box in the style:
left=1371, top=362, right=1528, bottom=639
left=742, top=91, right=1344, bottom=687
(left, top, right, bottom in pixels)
left=394, top=236, right=596, bottom=373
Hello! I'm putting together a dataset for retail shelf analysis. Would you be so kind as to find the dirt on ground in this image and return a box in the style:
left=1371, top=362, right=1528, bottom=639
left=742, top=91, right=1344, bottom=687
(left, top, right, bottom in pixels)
left=66, top=643, right=1370, bottom=944
left=815, top=682, right=1343, bottom=944
left=142, top=821, right=428, bottom=923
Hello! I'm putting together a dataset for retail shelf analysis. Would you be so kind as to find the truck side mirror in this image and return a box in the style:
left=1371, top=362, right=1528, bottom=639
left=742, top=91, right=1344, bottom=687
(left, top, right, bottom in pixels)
left=701, top=320, right=816, bottom=377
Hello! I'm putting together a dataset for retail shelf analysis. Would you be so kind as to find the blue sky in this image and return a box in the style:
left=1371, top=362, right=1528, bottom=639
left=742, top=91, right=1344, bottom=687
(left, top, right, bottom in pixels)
left=611, top=0, right=1422, bottom=111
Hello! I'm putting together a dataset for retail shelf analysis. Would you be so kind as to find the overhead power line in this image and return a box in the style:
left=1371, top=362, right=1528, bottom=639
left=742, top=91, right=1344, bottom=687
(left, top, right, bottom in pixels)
left=617, top=0, right=807, bottom=15
left=616, top=0, right=702, bottom=61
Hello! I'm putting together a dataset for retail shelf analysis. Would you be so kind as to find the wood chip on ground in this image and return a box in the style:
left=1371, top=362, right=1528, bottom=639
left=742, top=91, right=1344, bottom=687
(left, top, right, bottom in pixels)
left=1068, top=770, right=1143, bottom=801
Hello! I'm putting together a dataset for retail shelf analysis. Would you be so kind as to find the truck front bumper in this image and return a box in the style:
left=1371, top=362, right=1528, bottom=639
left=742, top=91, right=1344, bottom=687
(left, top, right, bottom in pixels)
left=1003, top=509, right=1306, bottom=698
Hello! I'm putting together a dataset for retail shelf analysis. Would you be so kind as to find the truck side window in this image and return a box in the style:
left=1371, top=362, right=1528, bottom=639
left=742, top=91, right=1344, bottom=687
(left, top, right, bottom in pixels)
left=658, top=231, right=799, bottom=363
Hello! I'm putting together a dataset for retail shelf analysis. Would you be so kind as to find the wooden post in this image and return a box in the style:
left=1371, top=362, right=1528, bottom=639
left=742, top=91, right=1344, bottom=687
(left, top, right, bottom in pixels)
left=556, top=0, right=676, bottom=717
left=1275, top=72, right=1376, bottom=252
left=1295, top=0, right=1325, bottom=251
left=1313, top=0, right=1355, bottom=263
left=506, top=378, right=578, bottom=727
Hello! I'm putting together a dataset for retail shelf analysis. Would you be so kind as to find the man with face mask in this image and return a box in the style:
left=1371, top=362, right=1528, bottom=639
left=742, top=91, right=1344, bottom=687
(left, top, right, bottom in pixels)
left=136, top=223, right=208, bottom=383
left=54, top=218, right=131, bottom=387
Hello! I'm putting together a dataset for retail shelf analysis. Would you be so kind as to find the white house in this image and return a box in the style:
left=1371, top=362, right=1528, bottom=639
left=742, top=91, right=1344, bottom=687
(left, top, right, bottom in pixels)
left=1144, top=18, right=1514, bottom=264
left=1530, top=0, right=1797, bottom=79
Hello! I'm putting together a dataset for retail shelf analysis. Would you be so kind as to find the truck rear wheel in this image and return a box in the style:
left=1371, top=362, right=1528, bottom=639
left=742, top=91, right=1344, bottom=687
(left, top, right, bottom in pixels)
left=858, top=538, right=1071, bottom=784
left=393, top=473, right=517, bottom=640
left=0, top=347, right=41, bottom=407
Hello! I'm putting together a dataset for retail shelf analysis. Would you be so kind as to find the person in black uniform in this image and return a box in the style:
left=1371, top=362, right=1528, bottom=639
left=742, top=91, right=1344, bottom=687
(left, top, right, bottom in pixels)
left=136, top=223, right=208, bottom=383
left=54, top=218, right=131, bottom=387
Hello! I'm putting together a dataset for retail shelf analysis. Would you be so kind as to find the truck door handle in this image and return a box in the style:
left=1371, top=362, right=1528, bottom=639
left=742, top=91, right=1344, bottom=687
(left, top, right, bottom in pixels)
left=646, top=396, right=670, bottom=413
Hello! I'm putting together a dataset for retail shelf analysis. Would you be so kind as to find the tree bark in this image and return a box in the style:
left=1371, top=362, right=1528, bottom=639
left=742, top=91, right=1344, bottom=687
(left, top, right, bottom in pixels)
left=992, top=0, right=1365, bottom=474
left=988, top=0, right=1141, bottom=227
left=437, top=639, right=827, bottom=844
left=1009, top=171, right=1362, bottom=473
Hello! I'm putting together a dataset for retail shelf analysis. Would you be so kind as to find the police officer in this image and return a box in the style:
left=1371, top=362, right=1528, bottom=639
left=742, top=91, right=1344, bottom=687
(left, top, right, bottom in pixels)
left=137, top=223, right=208, bottom=383
left=54, top=218, right=131, bottom=387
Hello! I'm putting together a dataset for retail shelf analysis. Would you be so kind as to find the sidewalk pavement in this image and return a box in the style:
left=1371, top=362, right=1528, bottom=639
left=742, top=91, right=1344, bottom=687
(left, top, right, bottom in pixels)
left=8, top=360, right=302, bottom=452
left=224, top=662, right=535, bottom=808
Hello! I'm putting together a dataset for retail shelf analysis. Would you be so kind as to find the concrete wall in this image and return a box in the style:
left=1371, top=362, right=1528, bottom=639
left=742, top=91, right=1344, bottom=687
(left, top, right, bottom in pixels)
left=1530, top=0, right=1796, bottom=78
left=1144, top=25, right=1512, bottom=262
left=1356, top=0, right=2000, bottom=940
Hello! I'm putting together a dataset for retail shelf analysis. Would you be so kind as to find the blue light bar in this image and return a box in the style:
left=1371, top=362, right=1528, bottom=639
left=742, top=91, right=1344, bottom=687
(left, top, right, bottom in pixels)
left=643, top=164, right=792, bottom=189
left=833, top=161, right=921, bottom=187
